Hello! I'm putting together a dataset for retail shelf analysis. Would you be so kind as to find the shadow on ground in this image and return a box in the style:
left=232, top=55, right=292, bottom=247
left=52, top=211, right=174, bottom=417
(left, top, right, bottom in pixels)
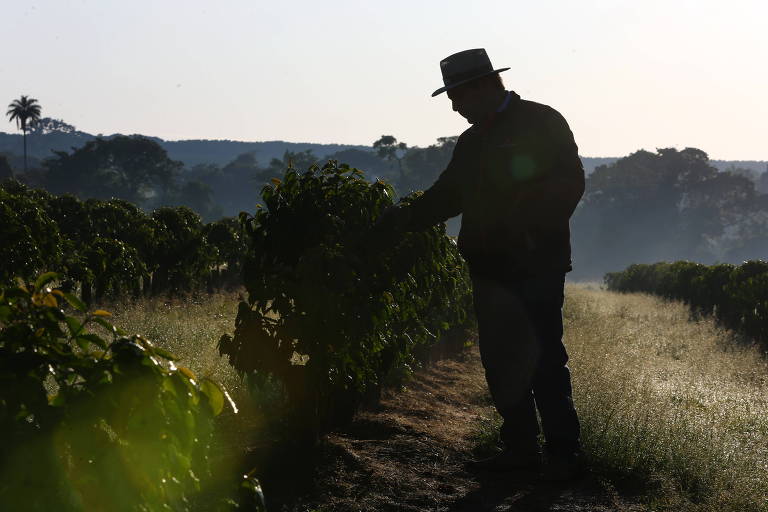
left=450, top=470, right=623, bottom=511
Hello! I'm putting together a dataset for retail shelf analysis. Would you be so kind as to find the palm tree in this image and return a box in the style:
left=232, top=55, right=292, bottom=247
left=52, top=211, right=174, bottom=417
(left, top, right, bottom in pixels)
left=6, top=95, right=42, bottom=172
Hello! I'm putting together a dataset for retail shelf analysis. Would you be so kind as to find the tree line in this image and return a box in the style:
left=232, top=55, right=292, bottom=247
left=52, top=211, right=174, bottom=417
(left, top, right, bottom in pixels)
left=0, top=129, right=457, bottom=224
left=6, top=94, right=768, bottom=280
left=571, top=147, right=768, bottom=279
left=6, top=141, right=768, bottom=282
left=1, top=96, right=462, bottom=225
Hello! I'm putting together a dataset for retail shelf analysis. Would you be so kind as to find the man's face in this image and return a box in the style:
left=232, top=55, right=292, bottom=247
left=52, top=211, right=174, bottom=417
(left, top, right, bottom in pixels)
left=447, top=83, right=487, bottom=125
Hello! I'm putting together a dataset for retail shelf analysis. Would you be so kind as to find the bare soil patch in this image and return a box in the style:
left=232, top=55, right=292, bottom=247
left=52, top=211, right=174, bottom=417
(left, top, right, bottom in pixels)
left=270, top=348, right=645, bottom=511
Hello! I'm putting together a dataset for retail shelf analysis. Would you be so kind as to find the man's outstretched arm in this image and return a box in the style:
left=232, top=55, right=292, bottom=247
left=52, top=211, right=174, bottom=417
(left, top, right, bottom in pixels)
left=380, top=133, right=473, bottom=232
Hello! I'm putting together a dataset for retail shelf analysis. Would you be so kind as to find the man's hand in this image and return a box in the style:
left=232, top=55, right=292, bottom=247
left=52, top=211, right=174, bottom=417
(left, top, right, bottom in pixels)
left=373, top=206, right=411, bottom=233
left=364, top=206, right=412, bottom=252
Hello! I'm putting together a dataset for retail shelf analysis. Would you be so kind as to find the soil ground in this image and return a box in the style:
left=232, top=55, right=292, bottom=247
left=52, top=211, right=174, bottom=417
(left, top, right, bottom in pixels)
left=264, top=349, right=646, bottom=512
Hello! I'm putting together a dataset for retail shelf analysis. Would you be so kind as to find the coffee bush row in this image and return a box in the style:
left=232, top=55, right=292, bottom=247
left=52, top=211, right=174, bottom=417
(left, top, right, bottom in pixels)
left=605, top=260, right=768, bottom=346
left=0, top=180, right=245, bottom=302
left=0, top=272, right=263, bottom=510
left=218, top=161, right=475, bottom=435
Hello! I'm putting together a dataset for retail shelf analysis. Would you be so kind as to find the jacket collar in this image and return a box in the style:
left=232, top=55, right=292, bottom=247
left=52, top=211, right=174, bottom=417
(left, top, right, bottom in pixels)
left=496, top=90, right=516, bottom=113
left=476, top=90, right=521, bottom=134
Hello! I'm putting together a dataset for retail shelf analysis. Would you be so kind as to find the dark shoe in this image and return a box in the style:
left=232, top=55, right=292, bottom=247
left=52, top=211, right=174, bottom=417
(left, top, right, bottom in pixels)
left=468, top=449, right=542, bottom=473
left=542, top=450, right=586, bottom=482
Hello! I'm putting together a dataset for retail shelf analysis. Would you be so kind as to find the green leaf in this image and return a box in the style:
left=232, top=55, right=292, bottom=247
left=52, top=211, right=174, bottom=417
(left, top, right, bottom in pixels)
left=34, top=272, right=59, bottom=291
left=77, top=333, right=108, bottom=349
left=153, top=346, right=179, bottom=361
left=62, top=292, right=87, bottom=312
left=178, top=366, right=197, bottom=382
left=93, top=317, right=126, bottom=336
left=199, top=378, right=224, bottom=416
left=48, top=394, right=66, bottom=407
left=75, top=337, right=91, bottom=351
left=65, top=316, right=83, bottom=337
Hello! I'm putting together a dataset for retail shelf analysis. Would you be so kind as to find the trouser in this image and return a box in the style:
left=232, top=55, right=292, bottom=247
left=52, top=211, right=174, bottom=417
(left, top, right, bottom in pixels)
left=471, top=272, right=581, bottom=456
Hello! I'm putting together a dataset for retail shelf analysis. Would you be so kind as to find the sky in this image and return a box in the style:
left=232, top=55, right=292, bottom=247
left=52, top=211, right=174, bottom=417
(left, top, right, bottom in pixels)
left=2, top=0, right=766, bottom=160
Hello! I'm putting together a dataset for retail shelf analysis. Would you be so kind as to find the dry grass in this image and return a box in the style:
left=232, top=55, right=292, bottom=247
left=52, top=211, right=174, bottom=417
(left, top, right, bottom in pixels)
left=99, top=285, right=768, bottom=511
left=102, top=292, right=276, bottom=483
left=565, top=283, right=768, bottom=511
left=104, top=292, right=245, bottom=395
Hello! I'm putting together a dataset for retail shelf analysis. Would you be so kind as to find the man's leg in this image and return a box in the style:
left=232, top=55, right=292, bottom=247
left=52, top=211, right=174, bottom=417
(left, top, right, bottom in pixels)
left=521, top=274, right=581, bottom=454
left=471, top=275, right=541, bottom=456
left=519, top=273, right=583, bottom=478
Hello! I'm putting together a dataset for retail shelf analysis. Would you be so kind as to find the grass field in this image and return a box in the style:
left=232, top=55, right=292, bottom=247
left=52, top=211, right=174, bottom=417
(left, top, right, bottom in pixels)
left=104, top=284, right=768, bottom=511
left=106, top=293, right=244, bottom=393
left=102, top=293, right=273, bottom=465
left=566, top=283, right=768, bottom=511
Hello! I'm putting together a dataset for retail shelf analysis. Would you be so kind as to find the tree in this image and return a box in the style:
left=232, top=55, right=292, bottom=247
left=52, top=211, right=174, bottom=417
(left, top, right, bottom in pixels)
left=264, top=149, right=319, bottom=177
left=203, top=217, right=244, bottom=289
left=0, top=155, right=12, bottom=181
left=400, top=136, right=457, bottom=193
left=570, top=147, right=768, bottom=278
left=5, top=95, right=42, bottom=173
left=0, top=184, right=62, bottom=283
left=373, top=135, right=408, bottom=184
left=44, top=135, right=181, bottom=205
left=151, top=206, right=212, bottom=294
left=26, top=117, right=77, bottom=135
left=214, top=153, right=263, bottom=216
left=324, top=148, right=397, bottom=182
left=172, top=179, right=222, bottom=222
left=756, top=164, right=768, bottom=194
left=725, top=165, right=759, bottom=184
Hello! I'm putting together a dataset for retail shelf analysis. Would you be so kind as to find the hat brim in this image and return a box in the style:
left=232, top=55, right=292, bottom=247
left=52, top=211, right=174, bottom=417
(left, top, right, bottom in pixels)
left=431, top=67, right=510, bottom=97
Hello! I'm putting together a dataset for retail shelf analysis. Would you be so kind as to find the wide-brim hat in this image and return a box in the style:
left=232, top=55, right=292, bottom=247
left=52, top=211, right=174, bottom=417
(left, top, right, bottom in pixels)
left=431, top=48, right=509, bottom=97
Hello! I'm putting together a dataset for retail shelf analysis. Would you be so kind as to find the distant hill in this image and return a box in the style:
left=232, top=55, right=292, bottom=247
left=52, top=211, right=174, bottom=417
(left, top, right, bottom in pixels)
left=710, top=160, right=768, bottom=174
left=580, top=157, right=619, bottom=174
left=1, top=124, right=764, bottom=176
left=161, top=139, right=371, bottom=168
left=579, top=157, right=768, bottom=176
left=0, top=123, right=370, bottom=169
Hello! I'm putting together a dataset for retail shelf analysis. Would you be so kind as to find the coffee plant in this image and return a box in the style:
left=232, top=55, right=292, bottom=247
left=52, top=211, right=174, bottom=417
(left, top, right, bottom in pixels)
left=0, top=180, right=245, bottom=299
left=605, top=260, right=768, bottom=347
left=0, top=272, right=264, bottom=511
left=0, top=186, right=62, bottom=283
left=218, top=161, right=474, bottom=435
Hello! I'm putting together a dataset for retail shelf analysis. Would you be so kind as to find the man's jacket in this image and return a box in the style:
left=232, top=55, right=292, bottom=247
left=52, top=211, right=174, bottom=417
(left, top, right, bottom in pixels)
left=403, top=91, right=585, bottom=281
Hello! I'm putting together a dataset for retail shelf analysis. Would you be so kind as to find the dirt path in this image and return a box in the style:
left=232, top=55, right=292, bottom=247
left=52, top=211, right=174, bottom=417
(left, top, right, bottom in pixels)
left=277, top=348, right=645, bottom=512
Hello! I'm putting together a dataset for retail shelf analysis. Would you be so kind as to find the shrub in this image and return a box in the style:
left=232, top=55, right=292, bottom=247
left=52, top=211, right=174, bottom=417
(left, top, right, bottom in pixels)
left=605, top=260, right=768, bottom=347
left=218, top=161, right=474, bottom=435
left=0, top=186, right=62, bottom=284
left=0, top=272, right=259, bottom=511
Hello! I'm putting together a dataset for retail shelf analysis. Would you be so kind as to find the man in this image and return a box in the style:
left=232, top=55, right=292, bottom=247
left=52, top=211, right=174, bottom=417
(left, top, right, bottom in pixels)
left=378, top=48, right=585, bottom=480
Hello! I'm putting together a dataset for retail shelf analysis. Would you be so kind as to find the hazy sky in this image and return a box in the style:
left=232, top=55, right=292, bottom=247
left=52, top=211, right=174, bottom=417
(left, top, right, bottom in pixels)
left=2, top=0, right=766, bottom=159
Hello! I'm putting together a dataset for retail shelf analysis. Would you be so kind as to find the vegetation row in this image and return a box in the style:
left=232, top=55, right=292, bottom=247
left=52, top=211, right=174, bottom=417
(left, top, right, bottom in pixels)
left=0, top=273, right=263, bottom=510
left=218, top=160, right=475, bottom=438
left=2, top=160, right=476, bottom=509
left=605, top=260, right=768, bottom=347
left=0, top=179, right=245, bottom=302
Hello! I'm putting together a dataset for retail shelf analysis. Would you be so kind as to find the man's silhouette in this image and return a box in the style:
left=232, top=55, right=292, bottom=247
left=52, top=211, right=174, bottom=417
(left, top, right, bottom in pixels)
left=378, top=48, right=585, bottom=480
